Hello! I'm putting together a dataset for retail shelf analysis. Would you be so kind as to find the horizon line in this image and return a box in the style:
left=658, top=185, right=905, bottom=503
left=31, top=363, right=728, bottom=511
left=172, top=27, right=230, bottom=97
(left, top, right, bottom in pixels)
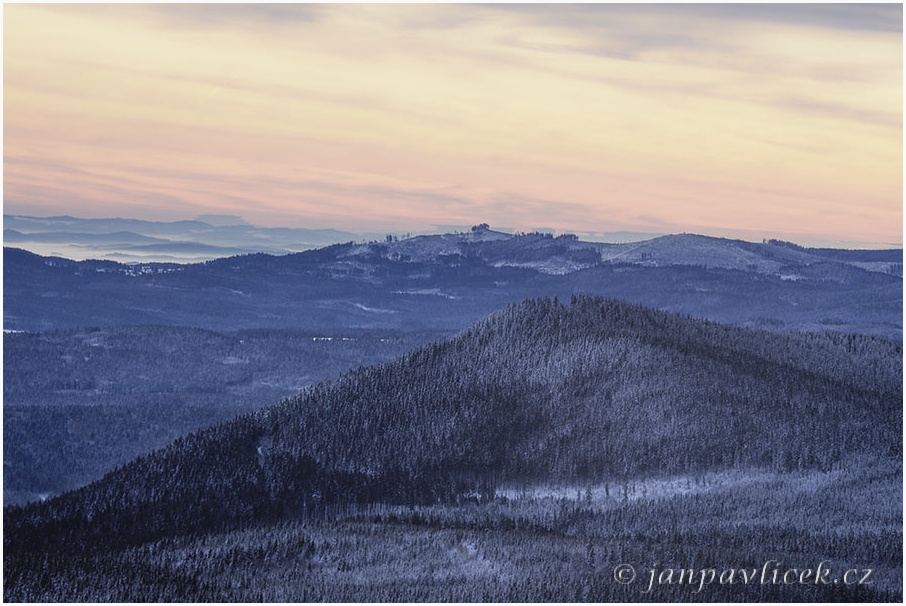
left=4, top=212, right=903, bottom=252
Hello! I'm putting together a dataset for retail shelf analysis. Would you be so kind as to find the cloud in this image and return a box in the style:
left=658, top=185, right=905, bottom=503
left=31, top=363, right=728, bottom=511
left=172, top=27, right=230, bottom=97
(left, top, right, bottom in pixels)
left=489, top=4, right=902, bottom=36
left=689, top=4, right=902, bottom=33
left=53, top=3, right=325, bottom=30
left=771, top=97, right=902, bottom=128
left=3, top=4, right=901, bottom=243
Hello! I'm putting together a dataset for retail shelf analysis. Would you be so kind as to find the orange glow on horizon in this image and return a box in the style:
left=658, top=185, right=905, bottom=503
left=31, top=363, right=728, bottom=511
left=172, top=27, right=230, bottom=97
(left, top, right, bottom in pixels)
left=4, top=4, right=902, bottom=245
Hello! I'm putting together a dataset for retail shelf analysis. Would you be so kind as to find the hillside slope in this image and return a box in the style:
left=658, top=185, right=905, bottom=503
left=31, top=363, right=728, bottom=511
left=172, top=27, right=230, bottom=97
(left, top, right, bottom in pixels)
left=6, top=297, right=900, bottom=552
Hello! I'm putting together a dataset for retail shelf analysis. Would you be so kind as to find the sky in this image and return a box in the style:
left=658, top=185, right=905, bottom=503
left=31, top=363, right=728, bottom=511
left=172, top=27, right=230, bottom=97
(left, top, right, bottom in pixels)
left=3, top=3, right=903, bottom=246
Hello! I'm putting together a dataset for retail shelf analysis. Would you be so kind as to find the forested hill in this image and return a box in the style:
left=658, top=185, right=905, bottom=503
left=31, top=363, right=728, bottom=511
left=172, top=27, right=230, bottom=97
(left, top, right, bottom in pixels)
left=5, top=296, right=900, bottom=560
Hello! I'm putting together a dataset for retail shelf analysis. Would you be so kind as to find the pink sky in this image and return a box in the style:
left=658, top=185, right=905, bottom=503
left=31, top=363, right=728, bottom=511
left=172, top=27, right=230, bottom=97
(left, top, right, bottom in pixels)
left=4, top=4, right=903, bottom=245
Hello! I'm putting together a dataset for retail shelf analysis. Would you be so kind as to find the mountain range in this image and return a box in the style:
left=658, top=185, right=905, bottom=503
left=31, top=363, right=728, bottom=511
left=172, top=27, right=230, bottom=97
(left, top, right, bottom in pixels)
left=5, top=226, right=902, bottom=340
left=3, top=214, right=363, bottom=263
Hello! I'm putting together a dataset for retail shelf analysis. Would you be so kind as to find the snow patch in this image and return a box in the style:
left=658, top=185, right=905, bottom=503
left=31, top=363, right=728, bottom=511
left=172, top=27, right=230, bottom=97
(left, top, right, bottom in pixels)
left=353, top=303, right=396, bottom=314
left=394, top=288, right=458, bottom=299
left=491, top=259, right=590, bottom=275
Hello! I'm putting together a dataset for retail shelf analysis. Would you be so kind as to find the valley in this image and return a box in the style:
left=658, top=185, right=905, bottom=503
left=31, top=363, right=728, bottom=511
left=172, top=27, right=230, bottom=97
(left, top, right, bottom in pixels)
left=4, top=326, right=446, bottom=505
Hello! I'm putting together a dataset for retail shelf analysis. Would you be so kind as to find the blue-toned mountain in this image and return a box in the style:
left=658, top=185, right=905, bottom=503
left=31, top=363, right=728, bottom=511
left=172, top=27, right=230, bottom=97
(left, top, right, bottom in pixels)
left=4, top=229, right=902, bottom=339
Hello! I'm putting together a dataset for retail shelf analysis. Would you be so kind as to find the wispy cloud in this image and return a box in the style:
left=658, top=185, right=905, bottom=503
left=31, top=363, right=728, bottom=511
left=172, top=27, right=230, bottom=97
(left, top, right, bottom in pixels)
left=3, top=4, right=901, bottom=243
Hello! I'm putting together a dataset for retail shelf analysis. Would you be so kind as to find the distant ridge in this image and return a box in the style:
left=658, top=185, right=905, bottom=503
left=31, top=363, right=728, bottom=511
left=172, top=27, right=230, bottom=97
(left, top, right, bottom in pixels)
left=3, top=214, right=363, bottom=262
left=5, top=224, right=902, bottom=339
left=5, top=215, right=902, bottom=264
